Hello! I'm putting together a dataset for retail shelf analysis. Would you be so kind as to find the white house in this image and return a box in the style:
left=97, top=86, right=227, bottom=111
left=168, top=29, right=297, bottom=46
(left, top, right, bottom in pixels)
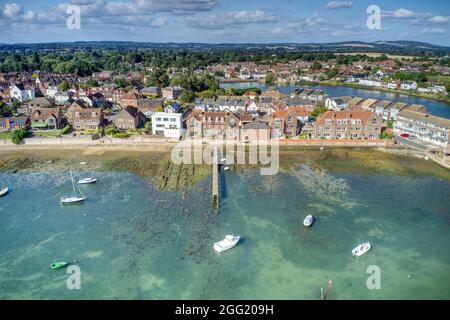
left=151, top=112, right=184, bottom=138
left=10, top=84, right=35, bottom=102
left=325, top=98, right=348, bottom=111
left=45, top=85, right=59, bottom=98
left=401, top=81, right=418, bottom=91
left=358, top=78, right=383, bottom=87
left=55, top=91, right=71, bottom=104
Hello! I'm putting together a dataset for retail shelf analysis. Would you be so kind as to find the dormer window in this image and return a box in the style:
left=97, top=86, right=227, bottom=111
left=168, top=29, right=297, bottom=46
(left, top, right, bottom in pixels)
left=325, top=119, right=332, bottom=125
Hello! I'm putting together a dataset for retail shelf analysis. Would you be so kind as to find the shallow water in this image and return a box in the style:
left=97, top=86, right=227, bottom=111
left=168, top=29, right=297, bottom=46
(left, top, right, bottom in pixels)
left=0, top=160, right=449, bottom=299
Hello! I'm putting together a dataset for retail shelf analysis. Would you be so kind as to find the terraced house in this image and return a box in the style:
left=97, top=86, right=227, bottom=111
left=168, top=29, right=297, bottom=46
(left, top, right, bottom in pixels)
left=394, top=110, right=450, bottom=147
left=0, top=115, right=30, bottom=131
left=71, top=108, right=104, bottom=131
left=184, top=111, right=240, bottom=139
left=313, top=111, right=382, bottom=140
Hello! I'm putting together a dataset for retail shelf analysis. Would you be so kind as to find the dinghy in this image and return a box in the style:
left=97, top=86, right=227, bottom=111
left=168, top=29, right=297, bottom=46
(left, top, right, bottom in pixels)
left=79, top=162, right=88, bottom=165
left=77, top=178, right=97, bottom=185
left=352, top=242, right=371, bottom=257
left=214, top=235, right=240, bottom=253
left=51, top=261, right=69, bottom=270
left=303, top=214, right=314, bottom=227
left=61, top=170, right=86, bottom=204
left=0, top=187, right=9, bottom=197
left=224, top=166, right=230, bottom=171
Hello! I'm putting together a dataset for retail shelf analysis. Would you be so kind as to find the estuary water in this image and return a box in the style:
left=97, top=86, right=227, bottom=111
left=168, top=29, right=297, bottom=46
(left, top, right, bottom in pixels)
left=0, top=152, right=449, bottom=300
left=220, top=82, right=450, bottom=119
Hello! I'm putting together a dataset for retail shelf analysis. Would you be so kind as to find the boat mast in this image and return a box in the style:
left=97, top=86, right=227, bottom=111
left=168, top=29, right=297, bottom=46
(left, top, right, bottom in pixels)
left=70, top=169, right=76, bottom=195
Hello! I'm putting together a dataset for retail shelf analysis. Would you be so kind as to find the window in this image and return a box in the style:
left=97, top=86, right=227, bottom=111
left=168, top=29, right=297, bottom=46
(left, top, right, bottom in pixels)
left=325, top=119, right=332, bottom=125
left=156, top=117, right=161, bottom=121
left=170, top=118, right=176, bottom=122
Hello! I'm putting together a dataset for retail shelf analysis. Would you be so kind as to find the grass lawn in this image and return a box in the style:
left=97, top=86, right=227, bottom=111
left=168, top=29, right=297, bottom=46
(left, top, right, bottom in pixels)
left=0, top=132, right=11, bottom=139
left=32, top=130, right=61, bottom=137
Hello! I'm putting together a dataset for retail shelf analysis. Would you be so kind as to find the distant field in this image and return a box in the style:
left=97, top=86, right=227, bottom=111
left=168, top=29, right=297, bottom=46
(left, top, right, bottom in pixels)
left=334, top=52, right=416, bottom=60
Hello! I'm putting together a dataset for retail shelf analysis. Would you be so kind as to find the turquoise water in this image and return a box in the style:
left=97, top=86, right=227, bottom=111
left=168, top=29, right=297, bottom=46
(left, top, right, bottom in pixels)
left=220, top=82, right=450, bottom=119
left=0, top=163, right=449, bottom=300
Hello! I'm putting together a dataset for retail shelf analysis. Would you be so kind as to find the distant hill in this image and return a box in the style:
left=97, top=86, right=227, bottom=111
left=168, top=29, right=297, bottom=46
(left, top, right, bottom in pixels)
left=0, top=40, right=449, bottom=55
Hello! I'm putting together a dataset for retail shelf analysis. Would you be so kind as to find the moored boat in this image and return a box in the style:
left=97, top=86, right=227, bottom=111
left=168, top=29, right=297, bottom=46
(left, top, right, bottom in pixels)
left=61, top=170, right=86, bottom=205
left=51, top=261, right=69, bottom=270
left=214, top=235, right=240, bottom=253
left=303, top=214, right=314, bottom=227
left=77, top=178, right=97, bottom=185
left=352, top=242, right=371, bottom=257
left=224, top=166, right=230, bottom=171
left=0, top=187, right=9, bottom=197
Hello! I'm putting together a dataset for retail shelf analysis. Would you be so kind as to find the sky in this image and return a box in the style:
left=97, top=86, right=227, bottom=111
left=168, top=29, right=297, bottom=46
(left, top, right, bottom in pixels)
left=0, top=0, right=449, bottom=46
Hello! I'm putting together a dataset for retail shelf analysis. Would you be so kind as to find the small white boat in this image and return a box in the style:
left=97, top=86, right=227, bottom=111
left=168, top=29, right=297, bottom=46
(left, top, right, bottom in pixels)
left=77, top=178, right=97, bottom=185
left=0, top=187, right=9, bottom=197
left=61, top=170, right=86, bottom=205
left=303, top=214, right=314, bottom=227
left=60, top=195, right=86, bottom=204
left=224, top=166, right=230, bottom=171
left=352, top=242, right=371, bottom=257
left=46, top=160, right=54, bottom=164
left=79, top=162, right=88, bottom=165
left=214, top=235, right=240, bottom=253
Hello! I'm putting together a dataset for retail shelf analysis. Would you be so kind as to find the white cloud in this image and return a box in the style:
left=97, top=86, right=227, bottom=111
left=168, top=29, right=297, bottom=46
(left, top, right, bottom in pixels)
left=325, top=1, right=352, bottom=9
left=422, top=27, right=446, bottom=34
left=187, top=10, right=280, bottom=29
left=2, top=3, right=24, bottom=19
left=383, top=8, right=431, bottom=20
left=429, top=16, right=450, bottom=24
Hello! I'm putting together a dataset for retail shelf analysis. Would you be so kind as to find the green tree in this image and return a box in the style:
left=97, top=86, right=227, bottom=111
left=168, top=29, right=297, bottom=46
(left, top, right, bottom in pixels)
left=58, top=81, right=70, bottom=91
left=265, top=72, right=274, bottom=84
left=310, top=104, right=328, bottom=118
left=326, top=68, right=339, bottom=80
left=11, top=129, right=26, bottom=145
left=310, top=61, right=322, bottom=71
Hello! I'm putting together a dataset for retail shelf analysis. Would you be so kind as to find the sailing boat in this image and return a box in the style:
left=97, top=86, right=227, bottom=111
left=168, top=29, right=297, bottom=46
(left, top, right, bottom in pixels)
left=61, top=170, right=86, bottom=204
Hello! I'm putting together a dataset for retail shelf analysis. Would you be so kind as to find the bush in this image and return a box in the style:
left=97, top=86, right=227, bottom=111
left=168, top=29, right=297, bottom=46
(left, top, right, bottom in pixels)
left=379, top=132, right=394, bottom=140
left=11, top=129, right=26, bottom=145
left=113, top=132, right=131, bottom=139
left=386, top=120, right=394, bottom=129
left=60, top=125, right=71, bottom=135
left=105, top=124, right=119, bottom=136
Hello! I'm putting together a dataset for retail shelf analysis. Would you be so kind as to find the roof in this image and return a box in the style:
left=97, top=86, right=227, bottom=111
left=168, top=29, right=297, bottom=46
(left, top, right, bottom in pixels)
left=398, top=110, right=450, bottom=128
left=243, top=121, right=270, bottom=130
left=405, top=104, right=426, bottom=112
left=71, top=108, right=103, bottom=121
left=360, top=99, right=379, bottom=109
left=315, top=110, right=376, bottom=125
left=122, top=92, right=141, bottom=100
left=119, top=106, right=142, bottom=118
left=31, top=108, right=60, bottom=120
left=28, top=97, right=51, bottom=105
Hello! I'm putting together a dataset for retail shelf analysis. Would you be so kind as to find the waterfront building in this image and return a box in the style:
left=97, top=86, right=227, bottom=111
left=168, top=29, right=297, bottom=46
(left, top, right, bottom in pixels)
left=394, top=110, right=450, bottom=147
left=151, top=112, right=184, bottom=138
left=113, top=106, right=146, bottom=130
left=0, top=114, right=30, bottom=131
left=30, top=107, right=63, bottom=130
left=184, top=111, right=240, bottom=139
left=71, top=108, right=104, bottom=131
left=326, top=97, right=348, bottom=111
left=313, top=110, right=382, bottom=140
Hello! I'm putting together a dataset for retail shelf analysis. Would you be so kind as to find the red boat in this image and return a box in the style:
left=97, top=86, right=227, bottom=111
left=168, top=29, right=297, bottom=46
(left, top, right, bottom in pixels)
left=400, top=133, right=410, bottom=138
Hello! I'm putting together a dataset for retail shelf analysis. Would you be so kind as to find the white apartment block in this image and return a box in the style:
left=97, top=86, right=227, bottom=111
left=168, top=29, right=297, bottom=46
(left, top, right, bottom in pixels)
left=151, top=112, right=184, bottom=138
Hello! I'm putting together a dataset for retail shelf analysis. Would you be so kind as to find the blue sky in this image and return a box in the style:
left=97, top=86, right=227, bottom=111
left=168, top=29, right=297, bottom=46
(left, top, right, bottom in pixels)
left=0, top=0, right=449, bottom=45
